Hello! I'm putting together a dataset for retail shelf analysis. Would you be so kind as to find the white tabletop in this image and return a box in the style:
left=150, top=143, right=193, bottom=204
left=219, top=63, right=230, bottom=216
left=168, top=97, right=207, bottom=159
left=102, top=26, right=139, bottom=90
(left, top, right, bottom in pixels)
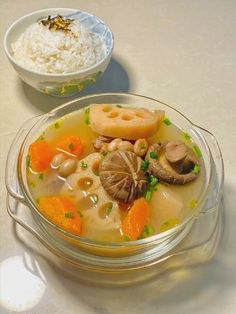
left=1, top=1, right=236, bottom=313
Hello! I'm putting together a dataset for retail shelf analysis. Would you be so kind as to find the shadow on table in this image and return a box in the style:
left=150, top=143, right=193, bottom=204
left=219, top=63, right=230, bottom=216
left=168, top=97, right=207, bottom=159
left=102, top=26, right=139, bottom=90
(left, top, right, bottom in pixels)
left=20, top=57, right=131, bottom=113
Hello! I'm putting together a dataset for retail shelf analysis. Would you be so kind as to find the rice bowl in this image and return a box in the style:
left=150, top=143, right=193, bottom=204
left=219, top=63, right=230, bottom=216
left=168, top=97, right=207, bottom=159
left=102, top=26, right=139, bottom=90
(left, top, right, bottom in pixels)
left=12, top=15, right=107, bottom=74
left=4, top=8, right=114, bottom=96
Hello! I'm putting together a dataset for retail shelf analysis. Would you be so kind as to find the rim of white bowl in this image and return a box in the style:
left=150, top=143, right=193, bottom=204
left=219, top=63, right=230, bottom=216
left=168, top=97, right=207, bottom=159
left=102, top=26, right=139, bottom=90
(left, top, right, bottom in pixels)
left=3, top=8, right=114, bottom=77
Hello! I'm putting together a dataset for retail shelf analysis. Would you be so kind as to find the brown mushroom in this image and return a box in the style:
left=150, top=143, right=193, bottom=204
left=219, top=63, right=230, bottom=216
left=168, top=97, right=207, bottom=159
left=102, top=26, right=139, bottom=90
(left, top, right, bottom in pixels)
left=99, top=151, right=148, bottom=203
left=146, top=141, right=200, bottom=185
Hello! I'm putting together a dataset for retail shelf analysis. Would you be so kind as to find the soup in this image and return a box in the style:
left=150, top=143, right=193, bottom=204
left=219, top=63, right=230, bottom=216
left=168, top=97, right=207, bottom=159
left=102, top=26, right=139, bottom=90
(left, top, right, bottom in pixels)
left=26, top=104, right=204, bottom=242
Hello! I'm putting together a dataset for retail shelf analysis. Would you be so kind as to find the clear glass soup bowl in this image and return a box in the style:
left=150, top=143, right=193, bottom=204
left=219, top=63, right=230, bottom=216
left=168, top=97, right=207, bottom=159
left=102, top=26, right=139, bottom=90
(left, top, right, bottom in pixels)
left=5, top=93, right=224, bottom=284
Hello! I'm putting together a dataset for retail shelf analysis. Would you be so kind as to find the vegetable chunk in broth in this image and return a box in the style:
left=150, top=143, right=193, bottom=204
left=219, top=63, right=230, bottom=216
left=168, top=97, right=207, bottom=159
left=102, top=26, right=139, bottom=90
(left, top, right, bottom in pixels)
left=27, top=104, right=204, bottom=242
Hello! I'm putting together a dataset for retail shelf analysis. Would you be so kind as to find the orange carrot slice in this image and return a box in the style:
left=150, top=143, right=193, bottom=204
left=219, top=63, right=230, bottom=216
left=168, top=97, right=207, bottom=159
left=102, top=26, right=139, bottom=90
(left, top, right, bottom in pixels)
left=121, top=197, right=149, bottom=241
left=38, top=196, right=82, bottom=236
left=56, top=135, right=83, bottom=157
left=29, top=141, right=53, bottom=172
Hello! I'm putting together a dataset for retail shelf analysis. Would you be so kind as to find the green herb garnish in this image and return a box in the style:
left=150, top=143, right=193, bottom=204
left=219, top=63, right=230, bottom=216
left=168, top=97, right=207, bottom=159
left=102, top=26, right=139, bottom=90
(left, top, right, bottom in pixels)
left=93, top=170, right=99, bottom=176
left=141, top=160, right=150, bottom=171
left=38, top=173, right=44, bottom=180
left=77, top=211, right=83, bottom=218
left=149, top=175, right=159, bottom=187
left=29, top=182, right=36, bottom=188
left=181, top=131, right=192, bottom=143
left=64, top=212, right=75, bottom=218
left=192, top=145, right=202, bottom=158
left=145, top=190, right=152, bottom=201
left=37, top=135, right=45, bottom=141
left=140, top=144, right=146, bottom=149
left=107, top=204, right=113, bottom=215
left=116, top=104, right=122, bottom=108
left=68, top=143, right=74, bottom=150
left=84, top=107, right=90, bottom=125
left=101, top=150, right=108, bottom=156
left=26, top=155, right=31, bottom=167
left=163, top=117, right=172, bottom=126
left=144, top=225, right=154, bottom=235
left=124, top=235, right=131, bottom=241
left=54, top=122, right=61, bottom=128
left=81, top=161, right=88, bottom=169
left=189, top=199, right=198, bottom=209
left=193, top=164, right=200, bottom=174
left=36, top=197, right=40, bottom=204
left=150, top=151, right=158, bottom=159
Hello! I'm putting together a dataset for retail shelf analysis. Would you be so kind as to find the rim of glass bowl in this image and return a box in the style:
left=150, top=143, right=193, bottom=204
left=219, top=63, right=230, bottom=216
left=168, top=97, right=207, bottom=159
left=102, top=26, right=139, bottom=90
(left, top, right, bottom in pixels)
left=3, top=8, right=114, bottom=77
left=17, top=92, right=213, bottom=248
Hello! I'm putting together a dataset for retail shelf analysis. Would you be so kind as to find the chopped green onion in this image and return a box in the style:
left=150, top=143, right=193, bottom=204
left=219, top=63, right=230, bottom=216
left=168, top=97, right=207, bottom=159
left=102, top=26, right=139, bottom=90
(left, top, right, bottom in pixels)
left=107, top=204, right=113, bottom=215
left=148, top=186, right=158, bottom=192
left=68, top=143, right=74, bottom=150
left=189, top=199, right=198, bottom=209
left=101, top=150, right=108, bottom=156
left=64, top=212, right=75, bottom=218
left=36, top=197, right=40, bottom=204
left=193, top=164, right=200, bottom=174
left=124, top=235, right=130, bottom=241
left=145, top=190, right=152, bottom=201
left=38, top=173, right=44, bottom=180
left=77, top=211, right=83, bottom=218
left=26, top=155, right=31, bottom=167
left=84, top=107, right=90, bottom=125
left=54, top=122, right=61, bottom=128
left=181, top=131, right=192, bottom=143
left=144, top=225, right=154, bottom=235
left=149, top=175, right=159, bottom=187
left=90, top=194, right=98, bottom=204
left=141, top=160, right=150, bottom=171
left=29, top=181, right=36, bottom=188
left=37, top=135, right=45, bottom=141
left=81, top=161, right=88, bottom=169
left=116, top=104, right=122, bottom=108
left=140, top=144, right=146, bottom=149
left=150, top=151, right=158, bottom=159
left=163, top=117, right=172, bottom=126
left=93, top=170, right=99, bottom=176
left=193, top=145, right=202, bottom=158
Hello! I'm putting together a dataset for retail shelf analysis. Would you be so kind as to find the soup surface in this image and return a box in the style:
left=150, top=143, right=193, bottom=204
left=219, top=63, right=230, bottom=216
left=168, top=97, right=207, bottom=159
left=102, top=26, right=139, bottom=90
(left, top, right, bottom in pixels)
left=27, top=104, right=204, bottom=242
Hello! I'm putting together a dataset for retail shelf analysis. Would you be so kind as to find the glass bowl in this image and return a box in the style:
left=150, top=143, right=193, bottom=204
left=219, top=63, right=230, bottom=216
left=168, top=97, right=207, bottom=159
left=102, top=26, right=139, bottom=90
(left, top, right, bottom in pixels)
left=5, top=93, right=224, bottom=283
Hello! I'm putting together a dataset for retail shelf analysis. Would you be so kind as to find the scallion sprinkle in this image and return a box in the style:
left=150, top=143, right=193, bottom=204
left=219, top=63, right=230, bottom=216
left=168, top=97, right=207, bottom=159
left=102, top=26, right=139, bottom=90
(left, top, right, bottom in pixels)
left=81, top=161, right=88, bottom=169
left=145, top=190, right=152, bottom=201
left=107, top=204, right=113, bottom=215
left=38, top=173, right=44, bottom=180
left=193, top=164, right=200, bottom=174
left=68, top=143, right=74, bottom=150
left=141, top=160, right=150, bottom=171
left=64, top=212, right=75, bottom=218
left=77, top=211, right=83, bottom=218
left=144, top=225, right=154, bottom=235
left=124, top=235, right=130, bottom=241
left=26, top=155, right=31, bottom=167
left=193, top=145, right=202, bottom=158
left=84, top=107, right=90, bottom=125
left=163, top=117, right=172, bottom=126
left=150, top=151, right=158, bottom=159
left=116, top=104, right=122, bottom=108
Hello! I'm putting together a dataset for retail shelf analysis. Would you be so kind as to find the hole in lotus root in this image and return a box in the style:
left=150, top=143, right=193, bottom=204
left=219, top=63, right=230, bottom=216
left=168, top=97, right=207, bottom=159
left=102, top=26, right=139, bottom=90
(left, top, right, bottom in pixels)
left=108, top=111, right=119, bottom=118
left=102, top=105, right=112, bottom=112
left=122, top=114, right=133, bottom=121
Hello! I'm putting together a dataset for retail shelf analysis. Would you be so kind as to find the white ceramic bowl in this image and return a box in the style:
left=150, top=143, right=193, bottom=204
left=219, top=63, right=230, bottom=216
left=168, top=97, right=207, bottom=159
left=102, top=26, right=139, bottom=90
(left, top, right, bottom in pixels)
left=3, top=8, right=114, bottom=97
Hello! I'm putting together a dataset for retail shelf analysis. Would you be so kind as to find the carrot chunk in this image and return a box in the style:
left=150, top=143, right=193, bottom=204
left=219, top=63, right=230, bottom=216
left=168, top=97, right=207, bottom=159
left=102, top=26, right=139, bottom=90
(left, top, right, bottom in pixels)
left=38, top=196, right=82, bottom=236
left=55, top=135, right=83, bottom=157
left=121, top=197, right=149, bottom=241
left=29, top=141, right=53, bottom=172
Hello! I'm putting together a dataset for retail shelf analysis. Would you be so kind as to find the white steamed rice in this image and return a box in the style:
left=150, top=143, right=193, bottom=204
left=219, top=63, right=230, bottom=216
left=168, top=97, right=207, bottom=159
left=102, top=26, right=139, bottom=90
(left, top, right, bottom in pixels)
left=11, top=19, right=107, bottom=74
